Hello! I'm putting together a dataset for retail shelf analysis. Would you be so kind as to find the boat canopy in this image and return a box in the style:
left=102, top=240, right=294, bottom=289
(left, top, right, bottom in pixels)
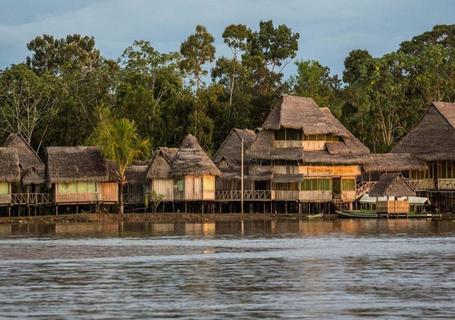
left=359, top=194, right=430, bottom=205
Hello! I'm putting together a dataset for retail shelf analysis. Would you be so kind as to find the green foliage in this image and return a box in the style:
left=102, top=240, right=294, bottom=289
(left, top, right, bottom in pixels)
left=289, top=60, right=342, bottom=116
left=90, top=113, right=150, bottom=214
left=91, top=114, right=150, bottom=179
left=0, top=64, right=59, bottom=146
left=180, top=25, right=215, bottom=90
left=0, top=23, right=454, bottom=158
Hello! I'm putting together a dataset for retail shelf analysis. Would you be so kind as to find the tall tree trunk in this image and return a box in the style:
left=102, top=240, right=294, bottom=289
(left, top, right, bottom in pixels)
left=118, top=181, right=124, bottom=216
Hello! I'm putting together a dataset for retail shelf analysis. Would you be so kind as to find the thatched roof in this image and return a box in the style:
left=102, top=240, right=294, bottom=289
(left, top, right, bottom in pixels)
left=46, top=146, right=109, bottom=184
left=362, top=153, right=428, bottom=173
left=262, top=96, right=347, bottom=135
left=170, top=134, right=221, bottom=177
left=213, top=128, right=256, bottom=164
left=248, top=98, right=369, bottom=163
left=320, top=108, right=370, bottom=155
left=392, top=102, right=455, bottom=161
left=146, top=147, right=177, bottom=179
left=0, top=148, right=20, bottom=182
left=126, top=165, right=148, bottom=184
left=4, top=134, right=46, bottom=185
left=369, top=173, right=416, bottom=197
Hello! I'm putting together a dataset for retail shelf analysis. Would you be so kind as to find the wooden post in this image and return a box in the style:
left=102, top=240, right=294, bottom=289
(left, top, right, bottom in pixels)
left=241, top=138, right=244, bottom=214
left=27, top=185, right=30, bottom=217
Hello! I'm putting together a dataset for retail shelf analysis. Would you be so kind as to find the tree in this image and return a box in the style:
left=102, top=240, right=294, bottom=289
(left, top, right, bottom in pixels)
left=26, top=34, right=102, bottom=76
left=399, top=24, right=455, bottom=56
left=117, top=40, right=183, bottom=148
left=289, top=60, right=342, bottom=115
left=91, top=113, right=149, bottom=215
left=220, top=24, right=253, bottom=107
left=180, top=25, right=216, bottom=140
left=180, top=25, right=215, bottom=90
left=0, top=64, right=59, bottom=148
left=25, top=34, right=119, bottom=147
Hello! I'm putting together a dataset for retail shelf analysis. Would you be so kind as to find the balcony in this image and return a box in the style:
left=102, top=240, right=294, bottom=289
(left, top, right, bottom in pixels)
left=215, top=190, right=272, bottom=201
left=11, top=193, right=53, bottom=205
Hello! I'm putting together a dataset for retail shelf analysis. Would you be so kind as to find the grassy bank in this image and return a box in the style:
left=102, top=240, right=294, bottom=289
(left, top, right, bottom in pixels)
left=0, top=212, right=315, bottom=225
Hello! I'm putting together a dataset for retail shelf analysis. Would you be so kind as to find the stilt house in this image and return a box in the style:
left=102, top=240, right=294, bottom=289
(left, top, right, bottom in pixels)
left=170, top=134, right=221, bottom=201
left=46, top=147, right=118, bottom=205
left=245, top=95, right=370, bottom=209
left=368, top=173, right=416, bottom=215
left=0, top=148, right=20, bottom=206
left=392, top=102, right=455, bottom=211
left=146, top=147, right=178, bottom=201
left=213, top=128, right=256, bottom=192
left=124, top=164, right=148, bottom=205
left=4, top=134, right=46, bottom=194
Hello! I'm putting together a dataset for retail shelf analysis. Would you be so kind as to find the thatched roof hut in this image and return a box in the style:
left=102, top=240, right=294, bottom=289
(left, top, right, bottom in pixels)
left=170, top=134, right=221, bottom=177
left=46, top=147, right=109, bottom=184
left=369, top=173, right=416, bottom=197
left=248, top=95, right=370, bottom=162
left=362, top=153, right=428, bottom=173
left=4, top=134, right=46, bottom=185
left=213, top=128, right=256, bottom=164
left=126, top=164, right=148, bottom=184
left=392, top=102, right=455, bottom=161
left=0, top=148, right=20, bottom=183
left=146, top=147, right=178, bottom=179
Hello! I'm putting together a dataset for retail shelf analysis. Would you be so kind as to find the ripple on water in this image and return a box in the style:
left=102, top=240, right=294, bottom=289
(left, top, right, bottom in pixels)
left=0, top=219, right=455, bottom=319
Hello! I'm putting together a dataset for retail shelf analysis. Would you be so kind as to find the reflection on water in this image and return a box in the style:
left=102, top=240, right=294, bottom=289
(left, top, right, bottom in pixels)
left=1, top=219, right=455, bottom=238
left=1, top=219, right=455, bottom=319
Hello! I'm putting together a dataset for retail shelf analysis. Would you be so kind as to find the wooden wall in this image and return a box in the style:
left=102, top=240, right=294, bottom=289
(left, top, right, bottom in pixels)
left=151, top=179, right=174, bottom=200
left=54, top=182, right=118, bottom=204
left=100, top=182, right=118, bottom=203
left=0, top=183, right=11, bottom=205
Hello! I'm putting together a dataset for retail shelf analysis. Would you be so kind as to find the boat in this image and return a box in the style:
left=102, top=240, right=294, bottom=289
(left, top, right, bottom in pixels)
left=336, top=210, right=378, bottom=219
left=337, top=210, right=442, bottom=219
left=305, top=213, right=323, bottom=220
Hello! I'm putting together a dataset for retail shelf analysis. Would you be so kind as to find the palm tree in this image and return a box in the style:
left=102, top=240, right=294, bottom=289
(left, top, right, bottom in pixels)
left=92, top=117, right=149, bottom=215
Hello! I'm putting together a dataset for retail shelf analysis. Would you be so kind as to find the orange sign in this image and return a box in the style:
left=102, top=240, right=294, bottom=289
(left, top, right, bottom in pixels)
left=299, top=165, right=360, bottom=177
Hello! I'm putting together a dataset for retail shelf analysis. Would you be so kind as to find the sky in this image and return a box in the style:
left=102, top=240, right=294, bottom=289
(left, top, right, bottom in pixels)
left=0, top=0, right=454, bottom=77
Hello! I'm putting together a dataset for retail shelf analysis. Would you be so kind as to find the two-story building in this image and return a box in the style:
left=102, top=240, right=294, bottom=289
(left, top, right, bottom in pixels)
left=215, top=95, right=371, bottom=213
left=392, top=102, right=455, bottom=211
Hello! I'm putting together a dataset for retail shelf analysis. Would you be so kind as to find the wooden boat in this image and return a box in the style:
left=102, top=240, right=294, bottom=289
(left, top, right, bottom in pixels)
left=337, top=210, right=442, bottom=219
left=336, top=210, right=378, bottom=219
left=305, top=213, right=323, bottom=220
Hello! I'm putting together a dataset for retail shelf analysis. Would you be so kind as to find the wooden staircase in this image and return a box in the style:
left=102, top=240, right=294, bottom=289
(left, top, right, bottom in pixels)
left=332, top=193, right=350, bottom=211
left=355, top=181, right=377, bottom=200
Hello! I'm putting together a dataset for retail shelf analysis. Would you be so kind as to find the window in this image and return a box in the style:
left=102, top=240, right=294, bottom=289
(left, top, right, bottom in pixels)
left=274, top=182, right=298, bottom=191
left=274, top=128, right=286, bottom=140
left=176, top=180, right=184, bottom=192
left=0, top=182, right=9, bottom=195
left=341, top=179, right=356, bottom=191
left=274, top=128, right=303, bottom=140
left=57, top=182, right=97, bottom=193
left=300, top=179, right=332, bottom=191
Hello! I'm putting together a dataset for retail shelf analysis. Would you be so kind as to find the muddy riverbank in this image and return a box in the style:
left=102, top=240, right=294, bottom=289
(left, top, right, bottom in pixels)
left=0, top=212, right=330, bottom=225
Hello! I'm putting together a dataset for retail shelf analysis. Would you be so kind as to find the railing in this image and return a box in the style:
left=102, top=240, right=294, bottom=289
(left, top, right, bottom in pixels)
left=355, top=181, right=377, bottom=199
left=437, top=179, right=455, bottom=190
left=216, top=190, right=272, bottom=201
left=11, top=193, right=53, bottom=205
left=404, top=179, right=434, bottom=191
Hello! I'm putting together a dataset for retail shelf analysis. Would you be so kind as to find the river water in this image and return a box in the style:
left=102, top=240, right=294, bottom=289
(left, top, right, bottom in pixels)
left=1, top=219, right=455, bottom=319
